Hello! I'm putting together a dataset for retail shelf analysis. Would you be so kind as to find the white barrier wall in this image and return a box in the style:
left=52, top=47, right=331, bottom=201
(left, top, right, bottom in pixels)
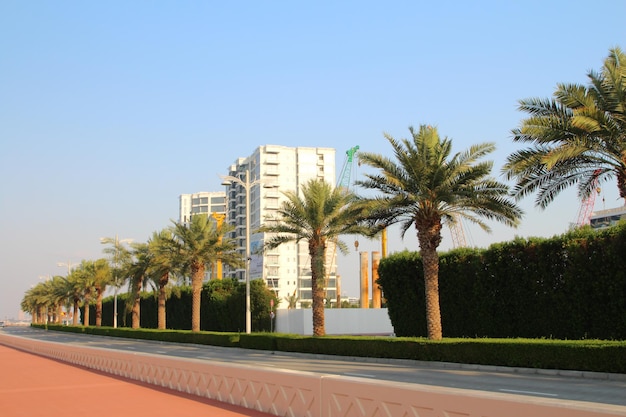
left=275, top=308, right=394, bottom=336
left=1, top=332, right=625, bottom=417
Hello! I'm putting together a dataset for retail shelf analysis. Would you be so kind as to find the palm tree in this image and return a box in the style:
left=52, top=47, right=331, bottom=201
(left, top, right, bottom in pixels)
left=48, top=275, right=73, bottom=324
left=74, top=260, right=96, bottom=326
left=169, top=214, right=242, bottom=332
left=503, top=47, right=626, bottom=208
left=21, top=284, right=47, bottom=324
left=66, top=269, right=85, bottom=326
left=284, top=290, right=298, bottom=309
left=257, top=178, right=375, bottom=336
left=91, top=258, right=112, bottom=327
left=357, top=125, right=523, bottom=340
left=147, top=229, right=180, bottom=330
left=126, top=242, right=152, bottom=329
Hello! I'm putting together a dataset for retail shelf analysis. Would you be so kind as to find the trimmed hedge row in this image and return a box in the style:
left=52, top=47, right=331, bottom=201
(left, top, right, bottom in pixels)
left=378, top=223, right=626, bottom=340
left=36, top=324, right=626, bottom=374
left=88, top=278, right=277, bottom=332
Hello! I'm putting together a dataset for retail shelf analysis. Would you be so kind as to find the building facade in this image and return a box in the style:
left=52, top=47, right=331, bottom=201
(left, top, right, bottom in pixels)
left=179, top=191, right=226, bottom=225
left=178, top=191, right=227, bottom=282
left=223, top=145, right=337, bottom=308
left=590, top=205, right=626, bottom=230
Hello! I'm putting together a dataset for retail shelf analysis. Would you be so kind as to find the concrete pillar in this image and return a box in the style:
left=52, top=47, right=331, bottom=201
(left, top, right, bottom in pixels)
left=336, top=274, right=341, bottom=308
left=372, top=251, right=382, bottom=308
left=360, top=252, right=369, bottom=308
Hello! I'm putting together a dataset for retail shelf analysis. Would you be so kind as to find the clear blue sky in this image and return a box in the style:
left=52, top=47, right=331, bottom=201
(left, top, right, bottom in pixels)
left=1, top=1, right=624, bottom=320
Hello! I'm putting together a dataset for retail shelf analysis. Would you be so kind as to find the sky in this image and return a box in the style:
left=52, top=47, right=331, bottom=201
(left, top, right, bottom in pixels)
left=1, top=1, right=625, bottom=320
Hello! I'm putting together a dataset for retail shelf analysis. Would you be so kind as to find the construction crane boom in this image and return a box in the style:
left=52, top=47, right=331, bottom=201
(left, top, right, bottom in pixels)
left=337, top=146, right=359, bottom=189
left=575, top=169, right=602, bottom=227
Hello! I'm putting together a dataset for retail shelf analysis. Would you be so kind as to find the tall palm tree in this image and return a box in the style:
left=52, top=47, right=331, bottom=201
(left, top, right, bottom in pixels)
left=66, top=269, right=85, bottom=326
left=357, top=125, right=523, bottom=340
left=169, top=214, right=242, bottom=332
left=48, top=275, right=73, bottom=324
left=148, top=229, right=180, bottom=330
left=257, top=178, right=375, bottom=336
left=74, top=260, right=96, bottom=326
left=126, top=242, right=152, bottom=329
left=21, top=284, right=47, bottom=324
left=503, top=47, right=626, bottom=208
left=91, top=258, right=112, bottom=327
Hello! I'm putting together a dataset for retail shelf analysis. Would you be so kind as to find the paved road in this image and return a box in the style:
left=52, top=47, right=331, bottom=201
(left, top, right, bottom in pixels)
left=3, top=326, right=625, bottom=408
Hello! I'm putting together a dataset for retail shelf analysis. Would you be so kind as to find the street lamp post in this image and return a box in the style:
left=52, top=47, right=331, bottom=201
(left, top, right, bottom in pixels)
left=220, top=169, right=266, bottom=334
left=57, top=261, right=76, bottom=276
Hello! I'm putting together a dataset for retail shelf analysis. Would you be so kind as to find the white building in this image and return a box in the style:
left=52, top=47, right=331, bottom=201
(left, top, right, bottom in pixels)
left=178, top=191, right=227, bottom=282
left=179, top=191, right=226, bottom=225
left=223, top=145, right=338, bottom=308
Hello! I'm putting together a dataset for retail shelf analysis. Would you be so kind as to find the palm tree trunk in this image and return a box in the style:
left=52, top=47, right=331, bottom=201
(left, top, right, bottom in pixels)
left=416, top=219, right=443, bottom=340
left=158, top=273, right=169, bottom=330
left=56, top=305, right=63, bottom=324
left=83, top=300, right=90, bottom=326
left=73, top=299, right=80, bottom=326
left=191, top=263, right=204, bottom=332
left=95, top=287, right=103, bottom=327
left=310, top=241, right=326, bottom=336
left=131, top=276, right=143, bottom=329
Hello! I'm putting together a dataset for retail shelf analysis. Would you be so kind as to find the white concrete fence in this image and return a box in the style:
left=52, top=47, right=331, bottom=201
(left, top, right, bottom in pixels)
left=275, top=308, right=394, bottom=335
left=1, top=331, right=624, bottom=417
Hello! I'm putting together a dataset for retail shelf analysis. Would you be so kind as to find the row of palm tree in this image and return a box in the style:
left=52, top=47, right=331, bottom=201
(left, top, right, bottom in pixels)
left=23, top=47, right=625, bottom=341
left=21, top=259, right=109, bottom=327
left=23, top=215, right=242, bottom=332
left=261, top=47, right=625, bottom=340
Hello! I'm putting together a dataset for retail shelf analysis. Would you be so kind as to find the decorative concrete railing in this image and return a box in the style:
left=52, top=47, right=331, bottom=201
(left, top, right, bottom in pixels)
left=1, top=332, right=624, bottom=417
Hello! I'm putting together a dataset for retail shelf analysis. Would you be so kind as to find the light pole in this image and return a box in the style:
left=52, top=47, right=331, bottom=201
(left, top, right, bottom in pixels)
left=57, top=260, right=76, bottom=276
left=100, top=234, right=133, bottom=328
left=220, top=169, right=267, bottom=334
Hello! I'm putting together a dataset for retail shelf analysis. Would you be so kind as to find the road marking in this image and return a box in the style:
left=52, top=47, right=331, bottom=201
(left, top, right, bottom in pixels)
left=155, top=351, right=167, bottom=354
left=344, top=373, right=377, bottom=378
left=499, top=389, right=558, bottom=397
left=197, top=356, right=213, bottom=360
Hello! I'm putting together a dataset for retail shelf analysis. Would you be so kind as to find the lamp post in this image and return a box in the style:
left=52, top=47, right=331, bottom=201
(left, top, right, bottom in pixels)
left=220, top=169, right=267, bottom=334
left=57, top=260, right=76, bottom=276
left=100, top=234, right=133, bottom=328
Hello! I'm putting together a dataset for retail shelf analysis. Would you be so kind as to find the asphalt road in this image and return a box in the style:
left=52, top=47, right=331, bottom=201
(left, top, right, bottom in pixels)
left=3, top=326, right=625, bottom=407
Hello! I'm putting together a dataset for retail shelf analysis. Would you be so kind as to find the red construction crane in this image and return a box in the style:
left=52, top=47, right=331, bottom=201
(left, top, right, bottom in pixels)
left=575, top=169, right=602, bottom=227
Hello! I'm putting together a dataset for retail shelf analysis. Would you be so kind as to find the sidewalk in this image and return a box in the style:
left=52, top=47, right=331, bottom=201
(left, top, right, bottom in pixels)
left=0, top=344, right=275, bottom=417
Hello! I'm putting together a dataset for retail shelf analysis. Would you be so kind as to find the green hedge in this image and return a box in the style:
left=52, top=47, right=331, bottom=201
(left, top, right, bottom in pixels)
left=88, top=278, right=278, bottom=332
left=36, top=324, right=626, bottom=373
left=378, top=223, right=626, bottom=339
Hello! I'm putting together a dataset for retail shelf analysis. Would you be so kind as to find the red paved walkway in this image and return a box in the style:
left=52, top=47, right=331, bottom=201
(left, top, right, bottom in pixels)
left=0, top=344, right=275, bottom=417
